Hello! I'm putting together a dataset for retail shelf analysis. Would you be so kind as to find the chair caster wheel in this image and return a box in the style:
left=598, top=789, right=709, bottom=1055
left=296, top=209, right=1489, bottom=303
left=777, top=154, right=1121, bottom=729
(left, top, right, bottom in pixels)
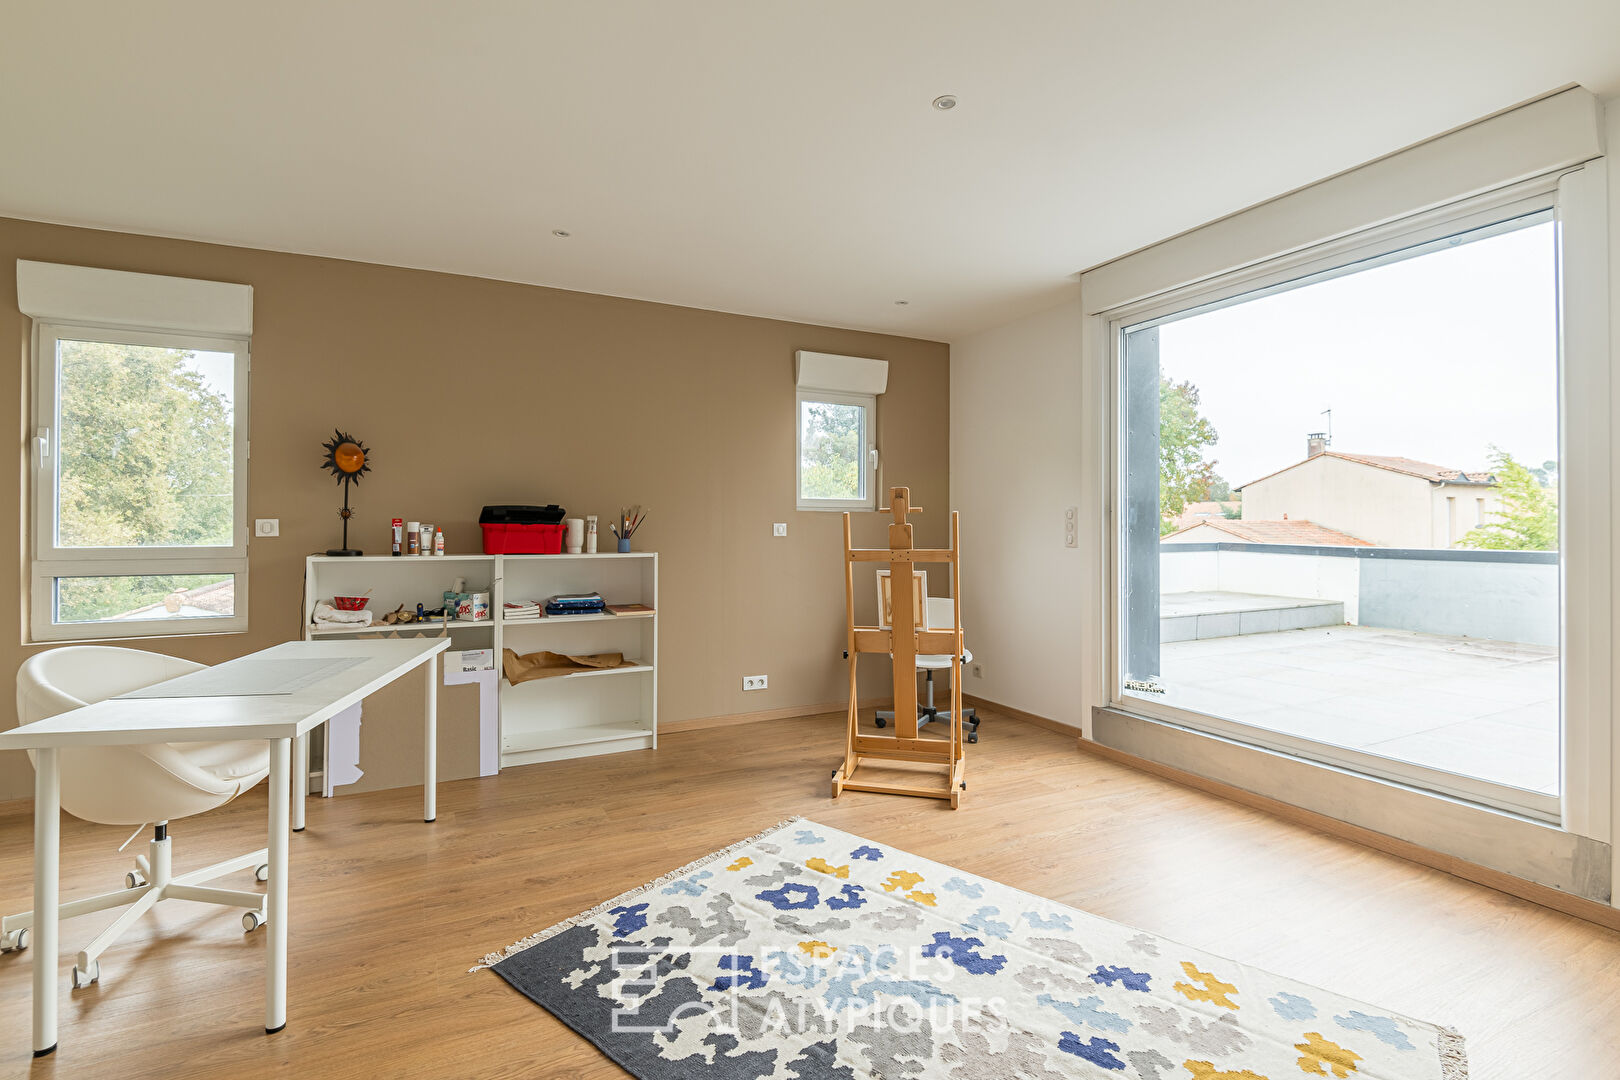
left=1, top=927, right=29, bottom=952
left=967, top=732, right=978, bottom=744
left=255, top=863, right=271, bottom=883
left=71, top=960, right=100, bottom=989
left=874, top=717, right=886, bottom=728
left=243, top=910, right=266, bottom=933
left=125, top=871, right=145, bottom=889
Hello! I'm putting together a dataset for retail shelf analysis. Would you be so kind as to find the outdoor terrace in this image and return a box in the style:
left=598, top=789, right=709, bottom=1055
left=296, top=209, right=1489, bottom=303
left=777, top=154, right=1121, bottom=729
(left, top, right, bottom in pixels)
left=1137, top=542, right=1560, bottom=795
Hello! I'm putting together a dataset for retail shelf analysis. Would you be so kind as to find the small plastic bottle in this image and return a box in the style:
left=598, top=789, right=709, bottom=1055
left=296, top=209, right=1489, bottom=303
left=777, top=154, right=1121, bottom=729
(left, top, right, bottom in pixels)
left=434, top=530, right=445, bottom=556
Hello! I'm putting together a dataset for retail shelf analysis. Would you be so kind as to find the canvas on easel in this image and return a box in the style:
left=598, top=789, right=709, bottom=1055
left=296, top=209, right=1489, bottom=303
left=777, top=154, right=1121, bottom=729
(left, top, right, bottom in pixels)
left=831, top=486, right=967, bottom=808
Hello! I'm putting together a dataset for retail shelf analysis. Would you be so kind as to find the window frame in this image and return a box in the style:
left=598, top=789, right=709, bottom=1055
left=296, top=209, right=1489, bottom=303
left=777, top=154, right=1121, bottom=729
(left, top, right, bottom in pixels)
left=1105, top=177, right=1577, bottom=824
left=30, top=320, right=251, bottom=642
left=795, top=387, right=877, bottom=512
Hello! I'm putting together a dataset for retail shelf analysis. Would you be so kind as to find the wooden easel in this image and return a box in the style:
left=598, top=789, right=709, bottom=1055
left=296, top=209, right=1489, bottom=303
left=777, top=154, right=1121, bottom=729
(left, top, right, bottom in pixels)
left=831, top=487, right=967, bottom=808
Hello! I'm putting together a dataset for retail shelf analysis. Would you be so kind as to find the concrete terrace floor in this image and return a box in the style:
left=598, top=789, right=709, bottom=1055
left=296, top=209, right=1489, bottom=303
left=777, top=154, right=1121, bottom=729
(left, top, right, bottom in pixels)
left=1153, top=624, right=1559, bottom=794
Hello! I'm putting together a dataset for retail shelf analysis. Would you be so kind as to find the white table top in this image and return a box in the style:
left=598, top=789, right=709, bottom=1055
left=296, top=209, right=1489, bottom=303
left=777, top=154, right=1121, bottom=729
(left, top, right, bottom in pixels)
left=0, top=639, right=449, bottom=748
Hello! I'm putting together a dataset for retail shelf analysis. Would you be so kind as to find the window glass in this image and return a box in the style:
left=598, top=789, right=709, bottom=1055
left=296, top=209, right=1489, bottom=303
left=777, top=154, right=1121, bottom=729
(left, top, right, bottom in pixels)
left=799, top=397, right=869, bottom=503
left=55, top=337, right=237, bottom=549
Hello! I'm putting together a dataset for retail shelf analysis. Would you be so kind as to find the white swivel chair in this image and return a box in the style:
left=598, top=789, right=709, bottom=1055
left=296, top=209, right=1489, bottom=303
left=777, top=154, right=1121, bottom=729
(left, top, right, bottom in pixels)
left=0, top=647, right=273, bottom=989
left=875, top=595, right=980, bottom=743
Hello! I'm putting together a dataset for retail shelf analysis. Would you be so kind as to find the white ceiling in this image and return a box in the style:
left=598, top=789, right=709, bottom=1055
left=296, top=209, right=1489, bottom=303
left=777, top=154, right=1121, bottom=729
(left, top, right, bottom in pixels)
left=3, top=3, right=1618, bottom=341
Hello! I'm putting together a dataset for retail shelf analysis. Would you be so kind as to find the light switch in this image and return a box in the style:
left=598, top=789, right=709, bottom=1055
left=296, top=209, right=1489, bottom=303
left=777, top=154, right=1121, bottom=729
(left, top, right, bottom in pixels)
left=773, top=523, right=788, bottom=537
left=255, top=518, right=280, bottom=537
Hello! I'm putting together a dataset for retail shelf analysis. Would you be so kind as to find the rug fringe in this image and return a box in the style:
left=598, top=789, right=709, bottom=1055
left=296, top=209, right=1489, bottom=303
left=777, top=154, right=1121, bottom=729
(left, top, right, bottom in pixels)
left=1436, top=1025, right=1469, bottom=1079
left=469, top=815, right=806, bottom=971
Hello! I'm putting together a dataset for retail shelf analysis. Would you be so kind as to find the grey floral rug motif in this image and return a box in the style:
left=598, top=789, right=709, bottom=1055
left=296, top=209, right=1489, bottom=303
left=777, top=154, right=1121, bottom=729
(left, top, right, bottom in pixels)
left=476, top=818, right=1466, bottom=1079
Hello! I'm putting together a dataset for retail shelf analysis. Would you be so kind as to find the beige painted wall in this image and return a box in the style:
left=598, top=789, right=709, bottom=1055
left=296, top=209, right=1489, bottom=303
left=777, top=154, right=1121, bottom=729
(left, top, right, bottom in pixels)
left=0, top=216, right=950, bottom=800
left=1241, top=455, right=1498, bottom=548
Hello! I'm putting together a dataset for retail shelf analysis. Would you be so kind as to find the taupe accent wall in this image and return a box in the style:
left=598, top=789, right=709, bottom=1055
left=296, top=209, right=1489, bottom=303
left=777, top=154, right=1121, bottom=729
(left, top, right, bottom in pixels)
left=0, top=216, right=949, bottom=801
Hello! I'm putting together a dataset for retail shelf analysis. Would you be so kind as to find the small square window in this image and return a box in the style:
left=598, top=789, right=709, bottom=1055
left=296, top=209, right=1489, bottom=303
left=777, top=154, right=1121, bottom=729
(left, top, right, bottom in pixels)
left=797, top=390, right=875, bottom=510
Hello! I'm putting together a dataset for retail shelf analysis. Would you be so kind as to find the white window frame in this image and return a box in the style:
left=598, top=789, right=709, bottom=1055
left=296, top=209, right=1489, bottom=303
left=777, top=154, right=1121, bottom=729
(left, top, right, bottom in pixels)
left=1103, top=173, right=1598, bottom=826
left=30, top=320, right=251, bottom=642
left=796, top=388, right=878, bottom=511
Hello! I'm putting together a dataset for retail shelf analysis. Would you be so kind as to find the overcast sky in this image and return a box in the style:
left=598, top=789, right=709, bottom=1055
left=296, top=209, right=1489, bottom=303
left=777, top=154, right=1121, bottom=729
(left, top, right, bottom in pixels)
left=1154, top=219, right=1558, bottom=490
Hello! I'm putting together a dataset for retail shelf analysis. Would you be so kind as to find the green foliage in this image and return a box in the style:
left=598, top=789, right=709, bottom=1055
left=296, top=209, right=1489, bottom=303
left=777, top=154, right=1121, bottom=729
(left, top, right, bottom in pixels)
left=800, top=400, right=864, bottom=500
left=1221, top=502, right=1242, bottom=519
left=53, top=339, right=235, bottom=622
left=1456, top=447, right=1558, bottom=551
left=1207, top=476, right=1232, bottom=501
left=1159, top=377, right=1219, bottom=533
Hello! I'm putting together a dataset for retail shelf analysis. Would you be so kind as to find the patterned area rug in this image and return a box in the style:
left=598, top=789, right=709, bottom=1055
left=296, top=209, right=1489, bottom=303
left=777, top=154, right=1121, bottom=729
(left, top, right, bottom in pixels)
left=477, top=818, right=1466, bottom=1079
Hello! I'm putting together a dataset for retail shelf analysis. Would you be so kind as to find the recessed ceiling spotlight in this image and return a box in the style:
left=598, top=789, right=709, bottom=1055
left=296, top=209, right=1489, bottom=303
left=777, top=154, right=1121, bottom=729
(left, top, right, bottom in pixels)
left=552, top=229, right=571, bottom=238
left=894, top=300, right=910, bottom=306
left=932, top=95, right=957, bottom=111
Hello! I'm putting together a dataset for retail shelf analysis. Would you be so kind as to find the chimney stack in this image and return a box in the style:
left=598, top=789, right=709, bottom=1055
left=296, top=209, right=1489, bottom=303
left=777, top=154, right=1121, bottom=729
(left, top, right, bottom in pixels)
left=1307, top=432, right=1329, bottom=458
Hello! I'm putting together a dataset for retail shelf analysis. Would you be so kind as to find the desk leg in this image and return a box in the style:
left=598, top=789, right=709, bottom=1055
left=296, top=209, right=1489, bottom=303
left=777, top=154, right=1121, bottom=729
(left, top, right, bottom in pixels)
left=32, top=748, right=59, bottom=1057
left=292, top=731, right=308, bottom=832
left=265, top=738, right=290, bottom=1034
left=423, top=654, right=438, bottom=823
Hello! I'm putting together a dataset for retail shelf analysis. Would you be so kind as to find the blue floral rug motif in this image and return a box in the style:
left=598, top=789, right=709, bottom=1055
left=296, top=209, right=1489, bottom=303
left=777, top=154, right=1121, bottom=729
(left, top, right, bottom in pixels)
left=475, top=818, right=1465, bottom=1079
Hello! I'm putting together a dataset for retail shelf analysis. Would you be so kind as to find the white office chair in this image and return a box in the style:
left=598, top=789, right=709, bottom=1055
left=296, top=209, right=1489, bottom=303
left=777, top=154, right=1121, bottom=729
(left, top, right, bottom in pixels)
left=0, top=646, right=273, bottom=989
left=875, top=595, right=979, bottom=743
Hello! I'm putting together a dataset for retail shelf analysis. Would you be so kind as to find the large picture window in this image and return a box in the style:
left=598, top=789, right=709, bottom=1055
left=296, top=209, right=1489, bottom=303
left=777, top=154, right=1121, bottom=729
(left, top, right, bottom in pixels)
left=31, top=322, right=249, bottom=640
left=1115, top=197, right=1566, bottom=820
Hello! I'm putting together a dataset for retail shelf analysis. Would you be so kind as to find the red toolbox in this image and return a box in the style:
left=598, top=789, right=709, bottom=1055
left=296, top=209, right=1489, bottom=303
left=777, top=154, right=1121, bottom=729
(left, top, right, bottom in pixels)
left=479, top=505, right=567, bottom=554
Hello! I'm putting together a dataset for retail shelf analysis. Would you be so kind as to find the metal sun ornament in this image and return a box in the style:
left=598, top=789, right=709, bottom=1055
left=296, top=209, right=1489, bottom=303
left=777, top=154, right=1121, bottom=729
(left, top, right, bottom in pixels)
left=320, top=429, right=371, bottom=556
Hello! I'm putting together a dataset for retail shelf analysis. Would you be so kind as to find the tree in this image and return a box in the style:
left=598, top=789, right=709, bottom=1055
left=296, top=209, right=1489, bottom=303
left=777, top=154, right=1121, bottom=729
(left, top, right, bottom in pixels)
left=1159, top=377, right=1219, bottom=533
left=53, top=340, right=235, bottom=621
left=1207, top=476, right=1232, bottom=501
left=800, top=400, right=863, bottom=499
left=1456, top=447, right=1558, bottom=551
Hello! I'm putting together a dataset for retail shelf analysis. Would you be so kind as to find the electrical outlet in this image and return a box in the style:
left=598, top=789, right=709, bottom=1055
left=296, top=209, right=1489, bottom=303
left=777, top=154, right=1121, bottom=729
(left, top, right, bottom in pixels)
left=773, top=523, right=787, bottom=537
left=743, top=675, right=768, bottom=691
left=255, top=518, right=280, bottom=537
left=971, top=663, right=983, bottom=679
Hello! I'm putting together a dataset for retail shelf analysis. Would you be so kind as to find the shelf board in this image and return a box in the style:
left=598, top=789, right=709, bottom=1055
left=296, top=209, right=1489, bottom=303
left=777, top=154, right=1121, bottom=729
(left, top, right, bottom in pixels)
left=501, top=722, right=653, bottom=755
left=502, top=663, right=653, bottom=682
left=500, top=611, right=655, bottom=626
left=307, top=553, right=496, bottom=564
left=307, top=620, right=493, bottom=637
left=499, top=552, right=655, bottom=561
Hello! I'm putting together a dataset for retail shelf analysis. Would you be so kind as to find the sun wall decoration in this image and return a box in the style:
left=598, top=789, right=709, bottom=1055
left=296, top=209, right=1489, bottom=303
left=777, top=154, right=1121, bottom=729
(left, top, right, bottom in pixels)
left=320, top=429, right=371, bottom=556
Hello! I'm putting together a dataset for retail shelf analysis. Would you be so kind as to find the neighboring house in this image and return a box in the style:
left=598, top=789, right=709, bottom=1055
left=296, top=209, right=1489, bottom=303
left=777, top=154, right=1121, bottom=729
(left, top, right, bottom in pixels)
left=1161, top=519, right=1372, bottom=546
left=1238, top=436, right=1499, bottom=548
left=1169, top=500, right=1240, bottom=531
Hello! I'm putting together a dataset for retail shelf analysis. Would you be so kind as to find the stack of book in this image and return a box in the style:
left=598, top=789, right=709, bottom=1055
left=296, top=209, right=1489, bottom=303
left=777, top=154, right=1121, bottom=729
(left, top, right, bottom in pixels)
left=503, top=600, right=542, bottom=623
left=544, top=592, right=606, bottom=617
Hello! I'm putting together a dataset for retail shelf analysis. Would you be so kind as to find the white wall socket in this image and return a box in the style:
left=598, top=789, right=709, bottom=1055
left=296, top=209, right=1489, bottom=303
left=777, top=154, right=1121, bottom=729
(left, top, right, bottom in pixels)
left=255, top=518, right=280, bottom=537
left=772, top=523, right=787, bottom=537
left=743, top=675, right=768, bottom=691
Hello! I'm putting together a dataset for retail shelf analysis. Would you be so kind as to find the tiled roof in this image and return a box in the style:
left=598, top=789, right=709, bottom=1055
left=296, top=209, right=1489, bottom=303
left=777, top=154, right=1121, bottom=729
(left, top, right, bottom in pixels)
left=1240, top=451, right=1496, bottom=489
left=1327, top=453, right=1495, bottom=484
left=1162, top=519, right=1374, bottom=546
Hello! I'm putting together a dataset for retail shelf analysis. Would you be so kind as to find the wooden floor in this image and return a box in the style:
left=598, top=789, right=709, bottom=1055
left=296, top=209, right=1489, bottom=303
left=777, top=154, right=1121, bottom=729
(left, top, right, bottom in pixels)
left=1, top=708, right=1617, bottom=1079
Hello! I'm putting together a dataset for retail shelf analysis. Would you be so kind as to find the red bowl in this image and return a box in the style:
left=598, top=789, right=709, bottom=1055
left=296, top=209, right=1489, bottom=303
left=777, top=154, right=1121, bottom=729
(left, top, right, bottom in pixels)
left=332, top=595, right=368, bottom=611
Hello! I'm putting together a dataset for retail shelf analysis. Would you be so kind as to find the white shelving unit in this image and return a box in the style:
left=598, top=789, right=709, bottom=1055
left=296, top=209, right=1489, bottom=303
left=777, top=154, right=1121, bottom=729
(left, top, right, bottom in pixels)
left=303, top=551, right=658, bottom=769
left=496, top=553, right=658, bottom=766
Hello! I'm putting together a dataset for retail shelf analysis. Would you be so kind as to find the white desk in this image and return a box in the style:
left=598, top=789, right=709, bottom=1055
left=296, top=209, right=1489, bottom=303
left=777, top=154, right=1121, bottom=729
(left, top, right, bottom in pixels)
left=0, top=638, right=449, bottom=1056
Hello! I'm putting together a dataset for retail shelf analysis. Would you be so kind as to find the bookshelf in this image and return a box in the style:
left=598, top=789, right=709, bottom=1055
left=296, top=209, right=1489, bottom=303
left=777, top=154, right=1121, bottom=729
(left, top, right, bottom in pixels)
left=495, top=553, right=658, bottom=766
left=303, top=552, right=658, bottom=770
